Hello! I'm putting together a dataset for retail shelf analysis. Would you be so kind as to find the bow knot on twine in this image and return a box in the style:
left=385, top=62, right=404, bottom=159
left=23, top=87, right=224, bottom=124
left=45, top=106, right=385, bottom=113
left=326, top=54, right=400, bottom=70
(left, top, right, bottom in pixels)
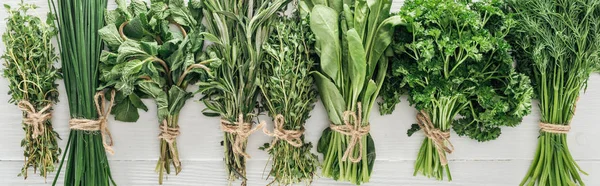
left=416, top=110, right=454, bottom=166
left=220, top=114, right=265, bottom=158
left=69, top=90, right=115, bottom=155
left=262, top=114, right=305, bottom=151
left=158, top=120, right=181, bottom=166
left=17, top=101, right=53, bottom=139
left=330, top=103, right=371, bottom=163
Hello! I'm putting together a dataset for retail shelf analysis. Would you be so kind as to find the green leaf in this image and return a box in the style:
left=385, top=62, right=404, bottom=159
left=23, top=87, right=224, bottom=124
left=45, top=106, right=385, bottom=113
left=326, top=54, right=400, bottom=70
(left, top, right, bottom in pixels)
left=312, top=71, right=345, bottom=124
left=310, top=5, right=341, bottom=83
left=367, top=15, right=404, bottom=77
left=111, top=98, right=140, bottom=122
left=138, top=81, right=169, bottom=121
left=99, top=24, right=124, bottom=51
left=167, top=86, right=191, bottom=115
left=346, top=29, right=367, bottom=102
left=129, top=93, right=148, bottom=111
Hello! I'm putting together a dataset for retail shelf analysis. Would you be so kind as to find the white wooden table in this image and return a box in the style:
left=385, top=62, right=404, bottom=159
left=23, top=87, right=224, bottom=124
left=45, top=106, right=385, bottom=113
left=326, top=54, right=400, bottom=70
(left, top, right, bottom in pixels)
left=0, top=0, right=598, bottom=185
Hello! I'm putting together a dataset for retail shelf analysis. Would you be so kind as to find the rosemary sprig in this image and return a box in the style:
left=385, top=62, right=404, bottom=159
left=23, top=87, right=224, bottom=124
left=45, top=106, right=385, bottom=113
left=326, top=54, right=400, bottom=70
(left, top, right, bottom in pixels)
left=2, top=2, right=61, bottom=181
left=49, top=0, right=117, bottom=185
left=258, top=14, right=319, bottom=185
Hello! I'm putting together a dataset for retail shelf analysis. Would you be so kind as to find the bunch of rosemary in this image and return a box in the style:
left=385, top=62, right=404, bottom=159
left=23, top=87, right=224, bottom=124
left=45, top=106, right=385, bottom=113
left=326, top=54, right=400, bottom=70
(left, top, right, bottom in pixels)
left=258, top=14, right=319, bottom=185
left=199, top=0, right=290, bottom=185
left=49, top=0, right=117, bottom=185
left=507, top=0, right=600, bottom=185
left=97, top=0, right=214, bottom=184
left=2, top=3, right=61, bottom=180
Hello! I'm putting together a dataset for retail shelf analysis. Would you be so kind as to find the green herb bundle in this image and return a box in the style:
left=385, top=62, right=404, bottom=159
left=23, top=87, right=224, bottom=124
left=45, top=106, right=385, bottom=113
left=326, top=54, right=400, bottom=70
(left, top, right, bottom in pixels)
left=258, top=14, right=319, bottom=185
left=380, top=0, right=533, bottom=181
left=2, top=3, right=61, bottom=180
left=97, top=0, right=213, bottom=184
left=199, top=0, right=289, bottom=184
left=301, top=0, right=402, bottom=184
left=49, top=0, right=117, bottom=185
left=507, top=0, right=600, bottom=185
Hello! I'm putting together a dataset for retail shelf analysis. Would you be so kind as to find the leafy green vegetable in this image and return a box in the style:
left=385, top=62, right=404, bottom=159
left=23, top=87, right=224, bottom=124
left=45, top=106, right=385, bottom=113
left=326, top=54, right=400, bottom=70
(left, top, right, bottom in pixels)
left=506, top=0, right=600, bottom=185
left=199, top=0, right=289, bottom=184
left=49, top=0, right=117, bottom=185
left=380, top=0, right=533, bottom=181
left=2, top=3, right=61, bottom=180
left=258, top=14, right=319, bottom=185
left=302, top=0, right=403, bottom=184
left=97, top=0, right=215, bottom=184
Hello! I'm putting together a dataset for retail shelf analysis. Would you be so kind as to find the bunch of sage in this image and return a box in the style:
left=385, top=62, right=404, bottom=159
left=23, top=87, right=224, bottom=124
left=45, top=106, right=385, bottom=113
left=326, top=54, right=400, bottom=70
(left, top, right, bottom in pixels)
left=2, top=3, right=61, bottom=180
left=258, top=14, right=319, bottom=185
left=507, top=0, right=600, bottom=185
left=300, top=0, right=403, bottom=184
left=49, top=0, right=117, bottom=185
left=97, top=0, right=215, bottom=184
left=380, top=0, right=533, bottom=181
left=199, top=0, right=289, bottom=185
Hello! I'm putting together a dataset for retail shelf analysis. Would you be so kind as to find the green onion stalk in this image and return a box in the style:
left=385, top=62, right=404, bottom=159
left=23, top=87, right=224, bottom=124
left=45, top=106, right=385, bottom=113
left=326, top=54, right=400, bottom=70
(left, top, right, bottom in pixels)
left=507, top=0, right=600, bottom=185
left=301, top=0, right=403, bottom=184
left=49, top=0, right=117, bottom=185
left=2, top=3, right=61, bottom=180
left=200, top=0, right=290, bottom=185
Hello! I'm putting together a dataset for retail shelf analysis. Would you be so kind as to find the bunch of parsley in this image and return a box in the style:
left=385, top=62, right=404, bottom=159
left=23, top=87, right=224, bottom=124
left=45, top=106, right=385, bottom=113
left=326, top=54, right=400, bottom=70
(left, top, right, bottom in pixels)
left=258, top=14, right=319, bottom=185
left=301, top=0, right=403, bottom=184
left=2, top=3, right=61, bottom=180
left=198, top=0, right=289, bottom=185
left=380, top=0, right=533, bottom=181
left=97, top=0, right=215, bottom=184
left=507, top=0, right=600, bottom=185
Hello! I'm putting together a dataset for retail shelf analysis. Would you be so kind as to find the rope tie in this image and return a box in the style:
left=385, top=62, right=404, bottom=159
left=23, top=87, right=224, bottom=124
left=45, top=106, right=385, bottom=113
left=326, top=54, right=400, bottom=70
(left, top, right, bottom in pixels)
left=539, top=123, right=571, bottom=134
left=330, top=103, right=371, bottom=163
left=17, top=101, right=52, bottom=139
left=262, top=114, right=304, bottom=151
left=220, top=114, right=265, bottom=159
left=69, top=90, right=115, bottom=155
left=416, top=110, right=454, bottom=166
left=159, top=119, right=181, bottom=166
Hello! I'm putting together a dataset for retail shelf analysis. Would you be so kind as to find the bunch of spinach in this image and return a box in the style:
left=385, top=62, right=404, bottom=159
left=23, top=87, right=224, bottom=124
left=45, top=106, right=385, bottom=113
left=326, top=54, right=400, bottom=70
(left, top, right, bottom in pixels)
left=507, top=0, right=600, bottom=185
left=258, top=14, right=319, bottom=185
left=300, top=0, right=403, bottom=184
left=380, top=0, right=533, bottom=180
left=97, top=0, right=215, bottom=184
left=2, top=3, right=61, bottom=180
left=199, top=0, right=289, bottom=184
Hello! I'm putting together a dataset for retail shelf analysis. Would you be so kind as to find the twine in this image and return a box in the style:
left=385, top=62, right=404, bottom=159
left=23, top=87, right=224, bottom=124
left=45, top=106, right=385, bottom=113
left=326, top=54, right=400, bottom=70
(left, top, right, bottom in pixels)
left=220, top=114, right=265, bottom=159
left=416, top=110, right=454, bottom=166
left=330, top=103, right=371, bottom=163
left=158, top=119, right=181, bottom=166
left=17, top=101, right=52, bottom=139
left=68, top=90, right=115, bottom=155
left=262, top=114, right=305, bottom=151
left=539, top=122, right=571, bottom=134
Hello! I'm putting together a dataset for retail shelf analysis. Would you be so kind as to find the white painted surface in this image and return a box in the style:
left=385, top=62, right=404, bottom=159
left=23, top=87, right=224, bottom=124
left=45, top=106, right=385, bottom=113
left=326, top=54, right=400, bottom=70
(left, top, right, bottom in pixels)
left=0, top=0, right=598, bottom=185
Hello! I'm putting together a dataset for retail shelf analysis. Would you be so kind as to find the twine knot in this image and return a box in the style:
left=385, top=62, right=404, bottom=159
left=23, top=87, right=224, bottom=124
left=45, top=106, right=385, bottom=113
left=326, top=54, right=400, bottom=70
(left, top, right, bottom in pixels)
left=262, top=114, right=305, bottom=151
left=69, top=90, right=115, bottom=155
left=330, top=103, right=370, bottom=163
left=158, top=119, right=181, bottom=166
left=220, top=114, right=265, bottom=159
left=17, top=101, right=52, bottom=139
left=416, top=110, right=454, bottom=166
left=539, top=122, right=571, bottom=134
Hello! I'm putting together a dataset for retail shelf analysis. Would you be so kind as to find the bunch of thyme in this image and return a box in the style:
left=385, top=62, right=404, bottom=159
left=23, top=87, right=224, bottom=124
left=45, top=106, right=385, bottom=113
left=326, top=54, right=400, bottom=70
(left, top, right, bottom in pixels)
left=2, top=2, right=61, bottom=180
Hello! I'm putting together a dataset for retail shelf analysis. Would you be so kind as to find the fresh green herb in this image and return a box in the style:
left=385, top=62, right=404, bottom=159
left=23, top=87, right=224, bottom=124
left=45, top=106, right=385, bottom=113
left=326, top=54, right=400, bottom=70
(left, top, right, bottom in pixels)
left=301, top=0, right=403, bottom=184
left=49, top=0, right=117, bottom=185
left=199, top=0, right=289, bottom=184
left=97, top=0, right=213, bottom=184
left=380, top=0, right=533, bottom=181
left=2, top=3, right=61, bottom=180
left=258, top=13, right=319, bottom=185
left=507, top=0, right=600, bottom=185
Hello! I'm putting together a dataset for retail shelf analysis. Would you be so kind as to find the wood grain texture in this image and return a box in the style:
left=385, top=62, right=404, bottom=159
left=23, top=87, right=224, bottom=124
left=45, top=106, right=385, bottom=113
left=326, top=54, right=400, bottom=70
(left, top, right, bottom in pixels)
left=0, top=0, right=598, bottom=185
